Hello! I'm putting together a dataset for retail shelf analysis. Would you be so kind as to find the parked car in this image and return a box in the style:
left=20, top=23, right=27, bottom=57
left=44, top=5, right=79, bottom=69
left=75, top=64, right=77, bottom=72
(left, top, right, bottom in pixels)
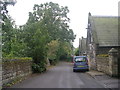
left=73, top=56, right=89, bottom=72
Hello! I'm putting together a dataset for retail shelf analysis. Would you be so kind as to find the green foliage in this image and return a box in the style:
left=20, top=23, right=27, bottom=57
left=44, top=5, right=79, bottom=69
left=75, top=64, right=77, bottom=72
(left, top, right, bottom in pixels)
left=32, top=62, right=46, bottom=73
left=64, top=56, right=73, bottom=62
left=58, top=41, right=73, bottom=61
left=47, top=40, right=59, bottom=64
left=2, top=2, right=76, bottom=73
left=75, top=48, right=79, bottom=56
left=24, top=2, right=75, bottom=71
left=3, top=57, right=32, bottom=60
left=3, top=57, right=32, bottom=63
left=27, top=2, right=76, bottom=42
left=2, top=16, right=27, bottom=57
left=97, top=54, right=109, bottom=57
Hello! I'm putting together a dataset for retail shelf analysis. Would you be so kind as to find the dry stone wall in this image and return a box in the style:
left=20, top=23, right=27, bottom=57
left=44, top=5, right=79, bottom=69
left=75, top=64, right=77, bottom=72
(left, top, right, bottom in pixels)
left=2, top=58, right=32, bottom=85
left=96, top=57, right=109, bottom=74
left=96, top=48, right=118, bottom=77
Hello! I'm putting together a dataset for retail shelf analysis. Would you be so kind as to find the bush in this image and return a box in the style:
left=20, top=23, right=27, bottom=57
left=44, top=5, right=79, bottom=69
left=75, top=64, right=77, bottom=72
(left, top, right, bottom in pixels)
left=49, top=59, right=57, bottom=65
left=66, top=56, right=73, bottom=62
left=32, top=62, right=46, bottom=73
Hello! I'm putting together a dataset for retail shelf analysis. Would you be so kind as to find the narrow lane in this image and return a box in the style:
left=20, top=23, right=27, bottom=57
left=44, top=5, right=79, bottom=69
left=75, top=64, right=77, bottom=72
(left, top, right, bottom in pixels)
left=11, top=62, right=105, bottom=88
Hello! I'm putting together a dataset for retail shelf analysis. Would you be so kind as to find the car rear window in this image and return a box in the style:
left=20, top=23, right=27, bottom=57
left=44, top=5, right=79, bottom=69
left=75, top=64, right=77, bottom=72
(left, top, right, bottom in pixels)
left=74, top=57, right=87, bottom=62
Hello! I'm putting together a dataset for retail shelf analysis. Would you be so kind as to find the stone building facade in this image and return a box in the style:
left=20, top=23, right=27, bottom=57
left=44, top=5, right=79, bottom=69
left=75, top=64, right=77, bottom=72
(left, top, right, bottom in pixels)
left=79, top=37, right=87, bottom=55
left=86, top=13, right=119, bottom=75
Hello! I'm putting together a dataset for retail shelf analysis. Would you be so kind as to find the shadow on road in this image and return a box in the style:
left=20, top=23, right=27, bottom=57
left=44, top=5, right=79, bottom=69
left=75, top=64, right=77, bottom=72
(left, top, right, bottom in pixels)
left=74, top=70, right=89, bottom=73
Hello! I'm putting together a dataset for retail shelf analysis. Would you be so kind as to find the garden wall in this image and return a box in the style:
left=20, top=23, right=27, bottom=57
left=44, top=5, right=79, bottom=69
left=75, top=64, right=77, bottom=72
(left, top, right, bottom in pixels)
left=96, top=57, right=109, bottom=74
left=96, top=48, right=118, bottom=77
left=2, top=57, right=32, bottom=85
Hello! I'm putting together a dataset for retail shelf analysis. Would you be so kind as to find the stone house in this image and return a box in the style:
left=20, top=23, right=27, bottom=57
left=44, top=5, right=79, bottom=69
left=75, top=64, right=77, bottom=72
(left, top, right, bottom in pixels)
left=86, top=13, right=119, bottom=70
left=79, top=37, right=87, bottom=55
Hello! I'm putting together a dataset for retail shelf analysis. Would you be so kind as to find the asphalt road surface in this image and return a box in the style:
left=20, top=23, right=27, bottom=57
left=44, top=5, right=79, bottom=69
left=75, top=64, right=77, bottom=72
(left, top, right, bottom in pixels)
left=11, top=62, right=105, bottom=88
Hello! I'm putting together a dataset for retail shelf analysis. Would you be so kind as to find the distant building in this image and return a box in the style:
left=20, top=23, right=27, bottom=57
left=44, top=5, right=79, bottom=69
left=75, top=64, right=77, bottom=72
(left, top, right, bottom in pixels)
left=79, top=37, right=87, bottom=56
left=86, top=13, right=119, bottom=70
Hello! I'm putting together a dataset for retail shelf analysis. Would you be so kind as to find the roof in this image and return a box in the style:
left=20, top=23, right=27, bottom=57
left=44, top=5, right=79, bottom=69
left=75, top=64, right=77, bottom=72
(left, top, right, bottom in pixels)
left=89, top=16, right=119, bottom=47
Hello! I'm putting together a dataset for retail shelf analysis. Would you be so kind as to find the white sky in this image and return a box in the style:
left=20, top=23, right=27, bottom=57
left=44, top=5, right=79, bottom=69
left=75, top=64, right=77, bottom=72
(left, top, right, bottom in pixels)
left=7, top=0, right=119, bottom=48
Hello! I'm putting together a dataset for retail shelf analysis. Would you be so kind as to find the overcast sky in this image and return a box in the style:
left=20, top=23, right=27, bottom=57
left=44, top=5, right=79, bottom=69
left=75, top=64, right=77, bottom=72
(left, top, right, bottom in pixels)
left=7, top=0, right=119, bottom=48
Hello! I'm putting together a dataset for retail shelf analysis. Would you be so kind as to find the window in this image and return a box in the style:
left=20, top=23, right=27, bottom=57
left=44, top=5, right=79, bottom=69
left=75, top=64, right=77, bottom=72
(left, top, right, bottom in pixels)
left=75, top=57, right=86, bottom=62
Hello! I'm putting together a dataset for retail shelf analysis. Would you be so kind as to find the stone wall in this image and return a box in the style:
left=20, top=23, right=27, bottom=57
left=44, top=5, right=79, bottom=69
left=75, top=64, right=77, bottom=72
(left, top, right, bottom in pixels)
left=87, top=43, right=97, bottom=70
left=96, top=57, right=109, bottom=74
left=2, top=58, right=32, bottom=85
left=108, top=48, right=118, bottom=77
left=96, top=48, right=118, bottom=77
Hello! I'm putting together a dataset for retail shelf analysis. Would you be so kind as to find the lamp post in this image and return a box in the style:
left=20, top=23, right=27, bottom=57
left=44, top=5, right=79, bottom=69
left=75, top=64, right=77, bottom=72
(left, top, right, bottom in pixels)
left=0, top=0, right=16, bottom=88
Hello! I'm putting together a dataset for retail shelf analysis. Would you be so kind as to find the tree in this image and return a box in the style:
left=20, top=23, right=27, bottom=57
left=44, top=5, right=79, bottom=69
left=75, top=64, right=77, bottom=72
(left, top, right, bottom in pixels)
left=2, top=16, right=27, bottom=57
left=47, top=40, right=59, bottom=65
left=1, top=0, right=19, bottom=57
left=27, top=2, right=75, bottom=42
left=75, top=48, right=79, bottom=56
left=2, top=16, right=14, bottom=56
left=24, top=2, right=76, bottom=72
